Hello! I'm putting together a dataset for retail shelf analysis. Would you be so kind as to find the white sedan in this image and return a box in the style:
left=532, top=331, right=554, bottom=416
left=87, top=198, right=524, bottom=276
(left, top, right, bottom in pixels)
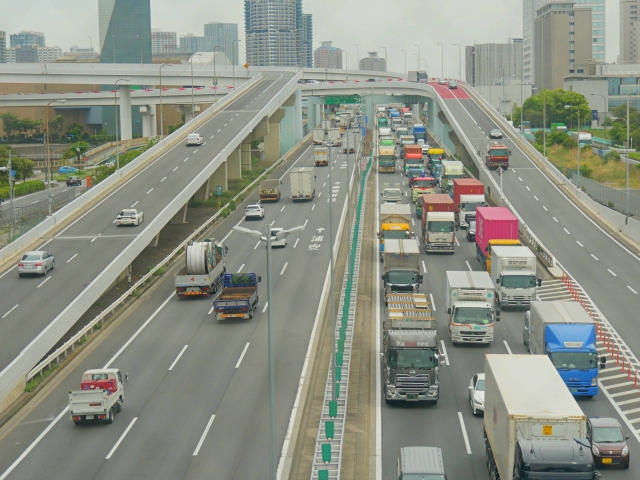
left=245, top=204, right=265, bottom=220
left=186, top=133, right=203, bottom=146
left=468, top=373, right=485, bottom=416
left=116, top=209, right=144, bottom=226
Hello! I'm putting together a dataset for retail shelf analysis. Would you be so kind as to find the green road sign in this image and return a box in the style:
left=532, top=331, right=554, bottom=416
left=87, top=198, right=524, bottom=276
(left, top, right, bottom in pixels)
left=130, top=85, right=142, bottom=90
left=216, top=186, right=223, bottom=196
left=325, top=95, right=361, bottom=105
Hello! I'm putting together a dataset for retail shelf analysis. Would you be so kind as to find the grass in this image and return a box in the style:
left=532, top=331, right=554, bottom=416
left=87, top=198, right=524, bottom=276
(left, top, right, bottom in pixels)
left=25, top=364, right=59, bottom=393
left=153, top=266, right=166, bottom=276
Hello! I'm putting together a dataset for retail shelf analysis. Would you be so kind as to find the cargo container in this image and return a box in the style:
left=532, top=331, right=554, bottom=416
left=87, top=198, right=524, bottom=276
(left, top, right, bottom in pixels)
left=412, top=124, right=426, bottom=142
left=378, top=147, right=396, bottom=173
left=475, top=207, right=518, bottom=269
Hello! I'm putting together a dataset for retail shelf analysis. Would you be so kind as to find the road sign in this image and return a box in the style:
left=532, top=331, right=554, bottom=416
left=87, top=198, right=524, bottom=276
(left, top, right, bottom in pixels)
left=244, top=63, right=249, bottom=69
left=130, top=85, right=142, bottom=90
left=10, top=170, right=15, bottom=178
left=325, top=95, right=361, bottom=105
left=365, top=115, right=368, bottom=124
left=215, top=186, right=223, bottom=196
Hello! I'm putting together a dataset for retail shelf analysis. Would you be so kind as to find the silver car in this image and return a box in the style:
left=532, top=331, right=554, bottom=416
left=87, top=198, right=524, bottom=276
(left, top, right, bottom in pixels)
left=18, top=251, right=55, bottom=277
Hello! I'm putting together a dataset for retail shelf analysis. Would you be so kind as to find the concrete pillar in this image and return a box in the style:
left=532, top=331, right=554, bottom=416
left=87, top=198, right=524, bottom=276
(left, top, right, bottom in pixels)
left=169, top=203, right=188, bottom=224
left=307, top=96, right=321, bottom=129
left=150, top=105, right=158, bottom=136
left=265, top=108, right=285, bottom=164
left=195, top=177, right=211, bottom=201
left=210, top=161, right=228, bottom=193
left=228, top=147, right=242, bottom=180
left=140, top=106, right=152, bottom=138
left=293, top=89, right=303, bottom=142
left=119, top=85, right=132, bottom=141
left=241, top=141, right=252, bottom=170
left=179, top=105, right=201, bottom=123
left=148, top=232, right=160, bottom=248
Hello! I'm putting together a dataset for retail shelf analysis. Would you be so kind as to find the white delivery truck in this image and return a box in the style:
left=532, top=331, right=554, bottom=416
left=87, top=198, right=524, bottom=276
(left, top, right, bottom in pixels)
left=378, top=127, right=392, bottom=137
left=314, top=147, right=329, bottom=166
left=312, top=127, right=341, bottom=146
left=69, top=369, right=128, bottom=425
left=484, top=354, right=600, bottom=480
left=446, top=271, right=497, bottom=344
left=458, top=194, right=486, bottom=228
left=290, top=167, right=315, bottom=201
left=382, top=239, right=423, bottom=298
left=490, top=245, right=540, bottom=308
left=343, top=131, right=356, bottom=153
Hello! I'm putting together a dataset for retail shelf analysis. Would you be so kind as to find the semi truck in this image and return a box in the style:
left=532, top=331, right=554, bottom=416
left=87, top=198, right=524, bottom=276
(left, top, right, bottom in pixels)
left=258, top=179, right=281, bottom=202
left=314, top=147, right=329, bottom=166
left=491, top=245, right=540, bottom=308
left=381, top=293, right=445, bottom=404
left=378, top=146, right=396, bottom=173
left=421, top=194, right=455, bottom=253
left=484, top=354, right=600, bottom=480
left=571, top=131, right=593, bottom=146
left=485, top=141, right=511, bottom=169
left=379, top=203, right=413, bottom=257
left=69, top=369, right=127, bottom=425
left=381, top=239, right=422, bottom=297
left=290, top=167, right=315, bottom=200
left=175, top=240, right=227, bottom=297
left=408, top=70, right=428, bottom=83
left=312, top=127, right=340, bottom=145
left=213, top=273, right=261, bottom=320
left=412, top=124, right=426, bottom=142
left=453, top=178, right=485, bottom=228
left=343, top=131, right=356, bottom=153
left=440, top=160, right=465, bottom=195
left=475, top=207, right=519, bottom=272
left=381, top=183, right=403, bottom=203
left=446, top=271, right=497, bottom=345
left=524, top=301, right=604, bottom=397
left=378, top=117, right=388, bottom=128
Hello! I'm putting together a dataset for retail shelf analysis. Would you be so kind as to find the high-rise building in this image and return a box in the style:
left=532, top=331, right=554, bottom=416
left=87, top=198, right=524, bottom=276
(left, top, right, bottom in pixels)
left=10, top=31, right=45, bottom=48
left=534, top=1, right=592, bottom=90
left=0, top=31, right=6, bottom=63
left=151, top=29, right=178, bottom=54
left=620, top=0, right=640, bottom=63
left=204, top=23, right=239, bottom=65
left=180, top=34, right=214, bottom=54
left=359, top=51, right=386, bottom=72
left=465, top=39, right=523, bottom=87
left=98, top=0, right=152, bottom=64
left=6, top=44, right=62, bottom=63
left=314, top=41, right=342, bottom=69
left=302, top=14, right=313, bottom=68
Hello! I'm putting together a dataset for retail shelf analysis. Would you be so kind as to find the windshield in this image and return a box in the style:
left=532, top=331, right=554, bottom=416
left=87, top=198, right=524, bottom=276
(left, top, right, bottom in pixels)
left=453, top=307, right=492, bottom=325
left=387, top=271, right=418, bottom=284
left=501, top=275, right=536, bottom=289
left=476, top=379, right=485, bottom=391
left=387, top=349, right=438, bottom=369
left=413, top=180, right=435, bottom=188
left=22, top=253, right=41, bottom=261
left=380, top=155, right=395, bottom=161
left=549, top=352, right=598, bottom=370
left=427, top=221, right=454, bottom=233
left=593, top=426, right=624, bottom=443
left=460, top=202, right=483, bottom=212
left=384, top=189, right=402, bottom=197
left=490, top=148, right=509, bottom=157
left=382, top=230, right=410, bottom=240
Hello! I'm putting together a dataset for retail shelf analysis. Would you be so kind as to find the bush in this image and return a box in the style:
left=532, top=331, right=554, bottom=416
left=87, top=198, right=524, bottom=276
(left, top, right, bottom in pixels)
left=0, top=179, right=45, bottom=199
left=24, top=364, right=59, bottom=393
left=579, top=164, right=593, bottom=179
left=562, top=136, right=577, bottom=150
left=603, top=151, right=620, bottom=164
left=608, top=201, right=615, bottom=208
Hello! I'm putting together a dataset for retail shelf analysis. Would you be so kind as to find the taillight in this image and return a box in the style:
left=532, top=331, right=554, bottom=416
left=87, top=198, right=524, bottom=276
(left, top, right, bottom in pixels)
left=73, top=416, right=81, bottom=421
left=89, top=403, right=101, bottom=407
left=18, top=263, right=24, bottom=267
left=34, top=263, right=43, bottom=266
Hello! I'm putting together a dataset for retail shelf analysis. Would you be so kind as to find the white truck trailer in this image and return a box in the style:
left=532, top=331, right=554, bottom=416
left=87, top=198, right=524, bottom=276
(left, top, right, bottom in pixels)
left=382, top=239, right=423, bottom=298
left=446, top=271, right=497, bottom=344
left=174, top=240, right=227, bottom=297
left=490, top=245, right=540, bottom=308
left=69, top=369, right=128, bottom=425
left=290, top=167, right=315, bottom=200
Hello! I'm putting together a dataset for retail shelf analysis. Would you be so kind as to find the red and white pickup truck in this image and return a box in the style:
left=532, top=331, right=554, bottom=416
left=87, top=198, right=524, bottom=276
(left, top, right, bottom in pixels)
left=69, top=368, right=128, bottom=425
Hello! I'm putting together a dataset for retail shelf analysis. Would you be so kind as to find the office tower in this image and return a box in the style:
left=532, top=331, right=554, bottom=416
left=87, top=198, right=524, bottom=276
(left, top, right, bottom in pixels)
left=151, top=29, right=178, bottom=54
left=314, top=41, right=342, bottom=69
left=620, top=0, right=640, bottom=63
left=180, top=34, right=213, bottom=54
left=534, top=1, right=592, bottom=90
left=10, top=31, right=45, bottom=48
left=0, top=31, right=5, bottom=63
left=359, top=51, right=386, bottom=72
left=302, top=14, right=313, bottom=68
left=204, top=23, right=239, bottom=65
left=98, top=0, right=152, bottom=63
left=465, top=39, right=523, bottom=87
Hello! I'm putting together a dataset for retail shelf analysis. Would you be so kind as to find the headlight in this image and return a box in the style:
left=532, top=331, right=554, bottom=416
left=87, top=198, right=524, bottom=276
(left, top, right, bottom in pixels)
left=387, top=386, right=397, bottom=395
left=592, top=445, right=600, bottom=456
left=474, top=395, right=483, bottom=406
left=591, top=377, right=598, bottom=387
left=622, top=445, right=629, bottom=456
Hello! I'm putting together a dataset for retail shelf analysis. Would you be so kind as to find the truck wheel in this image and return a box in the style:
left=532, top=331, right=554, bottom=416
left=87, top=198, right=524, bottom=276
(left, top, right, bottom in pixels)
left=74, top=420, right=82, bottom=426
left=106, top=409, right=114, bottom=424
left=116, top=403, right=122, bottom=413
left=249, top=308, right=254, bottom=319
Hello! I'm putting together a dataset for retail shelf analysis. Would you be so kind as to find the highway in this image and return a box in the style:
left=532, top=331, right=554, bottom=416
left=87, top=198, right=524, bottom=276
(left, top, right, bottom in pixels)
left=0, top=72, right=296, bottom=377
left=376, top=119, right=638, bottom=478
left=0, top=131, right=361, bottom=479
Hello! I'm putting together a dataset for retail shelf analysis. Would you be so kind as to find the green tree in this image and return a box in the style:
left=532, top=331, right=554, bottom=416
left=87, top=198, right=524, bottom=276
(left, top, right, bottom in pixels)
left=562, top=136, right=577, bottom=150
left=9, top=157, right=35, bottom=183
left=167, top=122, right=184, bottom=135
left=521, top=89, right=591, bottom=129
left=63, top=141, right=90, bottom=159
left=49, top=115, right=65, bottom=139
left=0, top=113, right=20, bottom=138
left=67, top=121, right=84, bottom=139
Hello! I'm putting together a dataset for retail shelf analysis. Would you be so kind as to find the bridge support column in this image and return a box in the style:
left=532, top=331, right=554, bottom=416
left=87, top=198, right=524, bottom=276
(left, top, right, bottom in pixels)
left=195, top=177, right=210, bottom=201
left=140, top=106, right=152, bottom=138
left=307, top=96, right=321, bottom=129
left=241, top=141, right=252, bottom=171
left=179, top=105, right=201, bottom=123
left=119, top=85, right=132, bottom=141
left=169, top=203, right=188, bottom=224
left=293, top=89, right=303, bottom=142
left=228, top=147, right=242, bottom=180
left=265, top=108, right=285, bottom=164
left=150, top=105, right=158, bottom=136
left=210, top=161, right=228, bottom=193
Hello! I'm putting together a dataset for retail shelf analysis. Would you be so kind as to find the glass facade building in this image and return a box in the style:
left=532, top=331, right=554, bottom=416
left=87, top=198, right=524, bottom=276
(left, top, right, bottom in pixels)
left=98, top=0, right=152, bottom=64
left=204, top=23, right=239, bottom=65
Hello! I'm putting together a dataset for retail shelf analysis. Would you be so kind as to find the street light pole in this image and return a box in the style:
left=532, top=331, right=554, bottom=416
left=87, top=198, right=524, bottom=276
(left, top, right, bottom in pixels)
left=565, top=105, right=580, bottom=186
left=159, top=64, right=170, bottom=138
left=627, top=97, right=630, bottom=215
left=454, top=43, right=461, bottom=80
left=114, top=78, right=130, bottom=170
left=414, top=44, right=421, bottom=72
left=190, top=54, right=195, bottom=122
left=232, top=40, right=242, bottom=89
left=381, top=47, right=388, bottom=80
left=46, top=99, right=66, bottom=216
left=437, top=43, right=444, bottom=77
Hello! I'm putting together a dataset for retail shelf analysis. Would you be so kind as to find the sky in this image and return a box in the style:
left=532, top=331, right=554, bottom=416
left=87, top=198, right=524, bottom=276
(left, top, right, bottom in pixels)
left=0, top=0, right=622, bottom=77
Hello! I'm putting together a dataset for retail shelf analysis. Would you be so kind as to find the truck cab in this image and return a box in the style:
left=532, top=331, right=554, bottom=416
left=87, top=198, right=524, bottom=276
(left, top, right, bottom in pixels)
left=423, top=211, right=455, bottom=253
left=491, top=245, right=540, bottom=308
left=381, top=183, right=403, bottom=203
left=486, top=141, right=511, bottom=170
left=381, top=239, right=422, bottom=295
left=440, top=160, right=465, bottom=194
left=378, top=147, right=397, bottom=173
left=446, top=271, right=497, bottom=344
left=409, top=177, right=435, bottom=202
left=457, top=195, right=486, bottom=228
left=398, top=447, right=447, bottom=480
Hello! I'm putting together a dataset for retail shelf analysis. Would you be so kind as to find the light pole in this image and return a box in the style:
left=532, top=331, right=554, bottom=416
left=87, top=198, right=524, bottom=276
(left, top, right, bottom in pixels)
left=232, top=40, right=242, bottom=89
left=45, top=99, right=66, bottom=216
left=590, top=93, right=608, bottom=138
left=189, top=54, right=195, bottom=123
left=343, top=50, right=348, bottom=81
left=422, top=59, right=428, bottom=79
left=437, top=43, right=444, bottom=77
left=454, top=43, right=461, bottom=80
left=414, top=44, right=421, bottom=72
left=565, top=105, right=581, bottom=187
left=114, top=78, right=130, bottom=170
left=401, top=49, right=407, bottom=77
left=159, top=64, right=171, bottom=139
left=626, top=97, right=631, bottom=215
left=87, top=36, right=93, bottom=65
left=380, top=47, right=388, bottom=80
left=232, top=224, right=305, bottom=480
left=213, top=45, right=222, bottom=104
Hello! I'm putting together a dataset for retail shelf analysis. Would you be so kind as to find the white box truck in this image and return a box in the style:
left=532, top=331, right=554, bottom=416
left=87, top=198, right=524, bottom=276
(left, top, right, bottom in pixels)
left=382, top=239, right=423, bottom=298
left=484, top=354, right=599, bottom=480
left=290, top=167, right=315, bottom=201
left=446, top=271, right=497, bottom=344
left=490, top=245, right=540, bottom=308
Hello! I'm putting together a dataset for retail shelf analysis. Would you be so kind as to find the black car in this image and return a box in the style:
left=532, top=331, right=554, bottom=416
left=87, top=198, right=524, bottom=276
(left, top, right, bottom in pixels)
left=66, top=176, right=82, bottom=187
left=466, top=220, right=476, bottom=242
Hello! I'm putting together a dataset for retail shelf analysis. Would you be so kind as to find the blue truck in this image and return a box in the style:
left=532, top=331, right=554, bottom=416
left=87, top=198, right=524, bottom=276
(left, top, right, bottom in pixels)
left=524, top=301, right=605, bottom=397
left=413, top=125, right=426, bottom=143
left=213, top=273, right=261, bottom=320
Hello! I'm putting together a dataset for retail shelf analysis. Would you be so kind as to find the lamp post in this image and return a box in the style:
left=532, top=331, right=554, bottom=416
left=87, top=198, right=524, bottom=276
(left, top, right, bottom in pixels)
left=380, top=47, right=388, bottom=80
left=189, top=54, right=195, bottom=123
left=114, top=78, right=130, bottom=170
left=422, top=59, right=428, bottom=79
left=344, top=50, right=348, bottom=81
left=414, top=44, right=421, bottom=72
left=232, top=40, right=242, bottom=89
left=565, top=105, right=581, bottom=187
left=232, top=224, right=305, bottom=480
left=159, top=64, right=171, bottom=139
left=626, top=97, right=631, bottom=215
left=590, top=93, right=608, bottom=137
left=87, top=36, right=93, bottom=65
left=437, top=43, right=444, bottom=77
left=401, top=49, right=407, bottom=77
left=112, top=35, right=116, bottom=63
left=45, top=99, right=66, bottom=216
left=454, top=43, right=461, bottom=80
left=213, top=45, right=222, bottom=104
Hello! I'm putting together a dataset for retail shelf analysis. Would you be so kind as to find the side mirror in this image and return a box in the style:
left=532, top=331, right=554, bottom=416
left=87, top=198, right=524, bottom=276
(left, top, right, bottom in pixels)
left=468, top=386, right=473, bottom=391
left=257, top=275, right=262, bottom=282
left=125, top=373, right=129, bottom=383
left=509, top=151, right=512, bottom=156
left=381, top=275, right=385, bottom=281
left=537, top=278, right=542, bottom=287
left=496, top=278, right=499, bottom=284
left=447, top=307, right=451, bottom=315
left=600, top=356, right=607, bottom=364
left=225, top=246, right=229, bottom=253
left=418, top=275, right=424, bottom=281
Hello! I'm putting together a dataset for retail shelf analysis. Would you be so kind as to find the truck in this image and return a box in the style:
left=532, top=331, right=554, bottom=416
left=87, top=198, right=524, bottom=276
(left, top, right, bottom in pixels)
left=491, top=245, right=540, bottom=308
left=314, top=147, right=329, bottom=166
left=381, top=183, right=402, bottom=203
left=340, top=114, right=351, bottom=128
left=69, top=369, right=127, bottom=425
left=175, top=240, right=227, bottom=297
left=409, top=176, right=436, bottom=202
left=258, top=179, right=281, bottom=202
left=290, top=167, right=315, bottom=201
left=475, top=207, right=519, bottom=272
left=524, top=301, right=605, bottom=397
left=312, top=127, right=340, bottom=146
left=396, top=127, right=409, bottom=140
left=391, top=117, right=402, bottom=130
left=379, top=203, right=412, bottom=257
left=421, top=194, right=455, bottom=253
left=439, top=160, right=465, bottom=195
left=381, top=293, right=445, bottom=404
left=378, top=146, right=396, bottom=173
left=446, top=271, right=497, bottom=345
left=485, top=141, right=511, bottom=169
left=412, top=124, right=426, bottom=142
left=343, top=131, right=356, bottom=153
left=403, top=145, right=424, bottom=174
left=214, top=273, right=261, bottom=320
left=453, top=178, right=485, bottom=228
left=381, top=239, right=422, bottom=297
left=379, top=137, right=395, bottom=147
left=408, top=70, right=428, bottom=83
left=378, top=117, right=388, bottom=128
left=484, top=354, right=600, bottom=480
left=378, top=127, right=392, bottom=137
left=571, top=130, right=593, bottom=146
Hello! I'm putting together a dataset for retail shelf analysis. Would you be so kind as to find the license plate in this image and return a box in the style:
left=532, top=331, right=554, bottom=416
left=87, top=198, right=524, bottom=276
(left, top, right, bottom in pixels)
left=569, top=388, right=578, bottom=393
left=602, top=458, right=612, bottom=464
left=86, top=415, right=94, bottom=420
left=25, top=265, right=34, bottom=269
left=406, top=394, right=418, bottom=401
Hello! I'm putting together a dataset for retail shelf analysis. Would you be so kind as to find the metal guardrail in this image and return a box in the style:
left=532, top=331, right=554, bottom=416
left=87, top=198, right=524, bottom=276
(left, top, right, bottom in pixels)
left=0, top=187, right=82, bottom=227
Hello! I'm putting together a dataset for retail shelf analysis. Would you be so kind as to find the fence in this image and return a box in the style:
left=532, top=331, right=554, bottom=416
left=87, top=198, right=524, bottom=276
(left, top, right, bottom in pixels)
left=562, top=167, right=640, bottom=218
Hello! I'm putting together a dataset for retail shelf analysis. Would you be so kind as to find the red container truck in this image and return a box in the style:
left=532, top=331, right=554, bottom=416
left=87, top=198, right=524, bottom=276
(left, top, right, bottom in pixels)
left=453, top=178, right=486, bottom=228
left=475, top=207, right=519, bottom=271
left=421, top=194, right=456, bottom=253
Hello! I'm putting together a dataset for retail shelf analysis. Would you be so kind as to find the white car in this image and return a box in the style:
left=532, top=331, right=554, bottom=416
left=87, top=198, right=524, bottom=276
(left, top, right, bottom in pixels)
left=468, top=373, right=485, bottom=416
left=186, top=133, right=203, bottom=146
left=421, top=144, right=430, bottom=155
left=269, top=227, right=287, bottom=247
left=116, top=209, right=144, bottom=226
left=489, top=129, right=503, bottom=139
left=245, top=204, right=265, bottom=220
left=438, top=78, right=446, bottom=85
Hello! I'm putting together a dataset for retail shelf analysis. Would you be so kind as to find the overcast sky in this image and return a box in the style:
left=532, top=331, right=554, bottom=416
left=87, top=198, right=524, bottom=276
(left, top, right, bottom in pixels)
left=0, top=0, right=621, bottom=77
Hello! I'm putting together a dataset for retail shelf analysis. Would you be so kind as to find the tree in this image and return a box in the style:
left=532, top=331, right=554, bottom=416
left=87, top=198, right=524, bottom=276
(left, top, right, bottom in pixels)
left=562, top=136, right=577, bottom=150
left=520, top=89, right=591, bottom=129
left=49, top=115, right=65, bottom=139
left=167, top=122, right=184, bottom=135
left=0, top=113, right=20, bottom=138
left=67, top=122, right=84, bottom=139
left=9, top=157, right=35, bottom=183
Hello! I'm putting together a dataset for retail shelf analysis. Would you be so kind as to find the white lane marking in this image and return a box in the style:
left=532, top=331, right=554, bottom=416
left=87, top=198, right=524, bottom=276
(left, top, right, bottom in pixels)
left=422, top=261, right=427, bottom=274
left=203, top=142, right=206, bottom=146
left=217, top=128, right=221, bottom=133
left=161, top=177, right=167, bottom=182
left=224, top=123, right=228, bottom=127
left=106, top=418, right=138, bottom=459
left=465, top=260, right=472, bottom=271
left=518, top=176, right=523, bottom=182
left=193, top=415, right=216, bottom=456
left=511, top=168, right=516, bottom=173
left=91, top=235, right=100, bottom=243
left=280, top=262, right=288, bottom=275
left=193, top=149, right=198, bottom=153
left=503, top=340, right=512, bottom=355
left=66, top=253, right=78, bottom=263
left=318, top=192, right=321, bottom=197
left=608, top=269, right=617, bottom=277
left=411, top=218, right=415, bottom=226
left=230, top=118, right=234, bottom=122
left=262, top=301, right=269, bottom=313
left=130, top=201, right=139, bottom=208
left=440, top=340, right=449, bottom=365
left=210, top=134, right=214, bottom=139
left=577, top=241, right=584, bottom=247
left=293, top=238, right=299, bottom=249
left=553, top=217, right=558, bottom=222
left=168, top=345, right=189, bottom=371
left=173, top=166, right=179, bottom=171
left=591, top=254, right=599, bottom=261
left=564, top=228, right=570, bottom=235
left=404, top=191, right=408, bottom=197
left=2, top=304, right=19, bottom=319
left=37, top=277, right=52, bottom=289
left=526, top=186, right=530, bottom=191
left=183, top=157, right=189, bottom=163
left=629, top=286, right=638, bottom=294
left=0, top=266, right=17, bottom=280
left=303, top=219, right=308, bottom=228
left=208, top=306, right=214, bottom=315
left=146, top=188, right=154, bottom=195
left=254, top=240, right=261, bottom=250
left=534, top=195, right=539, bottom=201
left=312, top=205, right=316, bottom=211
left=238, top=263, right=245, bottom=272
left=235, top=343, right=250, bottom=368
left=323, top=182, right=326, bottom=187
left=543, top=206, right=548, bottom=211
left=281, top=205, right=286, bottom=212
left=31, top=201, right=37, bottom=204
left=455, top=237, right=460, bottom=247
left=458, top=412, right=472, bottom=455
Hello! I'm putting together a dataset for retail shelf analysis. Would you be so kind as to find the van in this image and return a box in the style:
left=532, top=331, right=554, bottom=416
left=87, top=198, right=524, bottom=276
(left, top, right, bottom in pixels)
left=398, top=447, right=447, bottom=479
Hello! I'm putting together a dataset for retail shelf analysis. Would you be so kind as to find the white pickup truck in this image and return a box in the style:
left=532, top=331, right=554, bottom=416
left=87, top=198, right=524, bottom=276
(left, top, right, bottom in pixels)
left=69, top=369, right=128, bottom=425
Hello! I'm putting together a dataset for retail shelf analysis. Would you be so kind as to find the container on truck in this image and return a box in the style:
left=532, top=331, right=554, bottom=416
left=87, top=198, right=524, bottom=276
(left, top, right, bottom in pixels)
left=258, top=178, right=281, bottom=202
left=314, top=147, right=329, bottom=166
left=214, top=273, right=261, bottom=320
left=69, top=369, right=127, bottom=425
left=412, top=124, right=427, bottom=142
left=406, top=167, right=425, bottom=181
left=378, top=203, right=412, bottom=257
left=381, top=183, right=402, bottom=203
left=381, top=239, right=422, bottom=296
left=408, top=70, right=428, bottom=83
left=475, top=207, right=519, bottom=272
left=175, top=240, right=227, bottom=297
left=491, top=245, right=540, bottom=308
left=446, top=271, right=497, bottom=344
left=409, top=176, right=436, bottom=202
left=403, top=145, right=423, bottom=174
left=398, top=447, right=447, bottom=478
left=382, top=293, right=445, bottom=404
left=379, top=138, right=395, bottom=147
left=485, top=141, right=511, bottom=169
left=440, top=160, right=465, bottom=194
left=421, top=194, right=455, bottom=253
left=378, top=127, right=392, bottom=137
left=343, top=131, right=356, bottom=153
left=290, top=167, right=315, bottom=200
left=524, top=301, right=605, bottom=397
left=571, top=130, right=593, bottom=146
left=378, top=147, right=396, bottom=173
left=520, top=120, right=531, bottom=134
left=313, top=127, right=340, bottom=146
left=453, top=179, right=485, bottom=229
left=484, top=354, right=600, bottom=480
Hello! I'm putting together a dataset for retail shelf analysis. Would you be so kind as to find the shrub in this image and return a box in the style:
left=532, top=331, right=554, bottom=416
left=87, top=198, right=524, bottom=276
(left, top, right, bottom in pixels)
left=0, top=179, right=45, bottom=199
left=579, top=164, right=593, bottom=179
left=24, top=364, right=59, bottom=393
